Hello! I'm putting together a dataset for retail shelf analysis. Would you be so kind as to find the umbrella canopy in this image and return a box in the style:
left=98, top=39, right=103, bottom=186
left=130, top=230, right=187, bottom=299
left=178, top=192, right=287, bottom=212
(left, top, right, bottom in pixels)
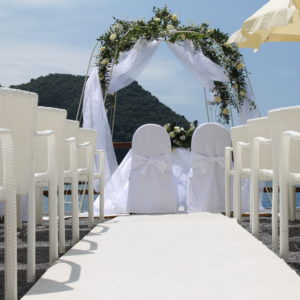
left=228, top=0, right=300, bottom=49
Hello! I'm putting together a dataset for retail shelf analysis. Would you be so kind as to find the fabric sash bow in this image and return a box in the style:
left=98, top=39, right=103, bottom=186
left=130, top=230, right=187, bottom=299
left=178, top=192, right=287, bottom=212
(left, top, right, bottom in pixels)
left=132, top=152, right=171, bottom=175
left=192, top=153, right=225, bottom=174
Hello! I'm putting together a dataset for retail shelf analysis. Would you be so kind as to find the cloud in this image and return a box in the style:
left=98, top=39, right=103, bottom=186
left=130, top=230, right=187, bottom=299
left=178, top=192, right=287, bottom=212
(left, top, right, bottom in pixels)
left=0, top=41, right=89, bottom=86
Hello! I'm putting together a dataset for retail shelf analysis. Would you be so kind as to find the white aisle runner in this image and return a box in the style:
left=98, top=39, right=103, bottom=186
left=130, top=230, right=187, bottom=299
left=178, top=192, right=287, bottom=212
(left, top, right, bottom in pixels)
left=23, top=214, right=300, bottom=300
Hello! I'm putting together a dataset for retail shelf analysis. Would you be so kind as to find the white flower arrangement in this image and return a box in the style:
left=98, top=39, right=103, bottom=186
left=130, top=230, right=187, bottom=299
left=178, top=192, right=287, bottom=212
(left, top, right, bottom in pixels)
left=109, top=33, right=117, bottom=41
left=171, top=14, right=178, bottom=21
left=164, top=121, right=198, bottom=149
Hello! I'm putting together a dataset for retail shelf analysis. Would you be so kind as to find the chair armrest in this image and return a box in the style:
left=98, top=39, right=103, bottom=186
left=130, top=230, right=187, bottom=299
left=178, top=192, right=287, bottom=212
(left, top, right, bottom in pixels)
left=78, top=141, right=92, bottom=148
left=283, top=130, right=300, bottom=141
left=35, top=129, right=53, bottom=137
left=65, top=137, right=76, bottom=144
left=236, top=141, right=250, bottom=148
left=254, top=136, right=271, bottom=145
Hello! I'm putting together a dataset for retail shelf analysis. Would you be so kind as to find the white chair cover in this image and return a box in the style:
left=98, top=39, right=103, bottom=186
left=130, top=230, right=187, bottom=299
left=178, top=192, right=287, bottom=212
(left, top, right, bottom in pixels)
left=188, top=123, right=231, bottom=212
left=127, top=124, right=178, bottom=214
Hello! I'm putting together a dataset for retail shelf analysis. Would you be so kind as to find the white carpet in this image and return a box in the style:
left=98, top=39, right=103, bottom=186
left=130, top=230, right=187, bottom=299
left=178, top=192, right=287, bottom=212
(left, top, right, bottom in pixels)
left=22, top=213, right=300, bottom=300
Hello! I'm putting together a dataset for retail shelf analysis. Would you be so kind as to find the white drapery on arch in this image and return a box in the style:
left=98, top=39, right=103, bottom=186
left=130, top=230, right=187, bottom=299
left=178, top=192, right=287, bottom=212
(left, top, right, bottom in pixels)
left=82, top=38, right=259, bottom=215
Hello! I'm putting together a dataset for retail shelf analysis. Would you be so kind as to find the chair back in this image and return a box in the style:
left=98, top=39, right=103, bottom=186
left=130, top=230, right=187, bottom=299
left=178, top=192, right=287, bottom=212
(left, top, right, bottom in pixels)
left=188, top=123, right=231, bottom=212
left=247, top=116, right=272, bottom=169
left=269, top=106, right=300, bottom=173
left=128, top=124, right=177, bottom=213
left=64, top=120, right=79, bottom=171
left=34, top=107, right=67, bottom=176
left=231, top=124, right=250, bottom=169
left=0, top=88, right=37, bottom=195
left=77, top=128, right=97, bottom=169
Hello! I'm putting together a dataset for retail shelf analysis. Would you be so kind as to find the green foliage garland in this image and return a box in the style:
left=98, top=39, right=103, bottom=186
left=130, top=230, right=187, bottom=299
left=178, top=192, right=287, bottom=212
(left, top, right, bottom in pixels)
left=97, top=6, right=256, bottom=124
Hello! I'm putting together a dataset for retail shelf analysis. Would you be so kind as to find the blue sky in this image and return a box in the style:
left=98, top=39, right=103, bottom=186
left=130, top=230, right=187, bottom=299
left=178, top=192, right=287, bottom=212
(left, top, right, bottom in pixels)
left=1, top=0, right=300, bottom=125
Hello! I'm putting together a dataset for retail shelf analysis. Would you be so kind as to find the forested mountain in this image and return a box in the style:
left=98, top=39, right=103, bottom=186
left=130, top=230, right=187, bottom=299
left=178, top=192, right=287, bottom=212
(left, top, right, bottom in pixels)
left=11, top=74, right=190, bottom=142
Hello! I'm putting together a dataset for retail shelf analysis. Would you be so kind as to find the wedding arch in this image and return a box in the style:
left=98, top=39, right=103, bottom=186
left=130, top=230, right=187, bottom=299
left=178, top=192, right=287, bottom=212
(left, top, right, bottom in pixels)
left=79, top=6, right=259, bottom=181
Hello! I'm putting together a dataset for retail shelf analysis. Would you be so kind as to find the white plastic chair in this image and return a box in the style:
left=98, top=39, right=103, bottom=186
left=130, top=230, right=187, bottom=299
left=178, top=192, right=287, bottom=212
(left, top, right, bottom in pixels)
left=0, top=128, right=17, bottom=300
left=232, top=125, right=250, bottom=220
left=63, top=119, right=80, bottom=244
left=127, top=124, right=177, bottom=214
left=188, top=123, right=231, bottom=212
left=225, top=125, right=248, bottom=217
left=269, top=106, right=300, bottom=257
left=94, top=148, right=105, bottom=222
left=34, top=106, right=67, bottom=256
left=0, top=87, right=38, bottom=282
left=77, top=128, right=97, bottom=227
left=247, top=117, right=273, bottom=238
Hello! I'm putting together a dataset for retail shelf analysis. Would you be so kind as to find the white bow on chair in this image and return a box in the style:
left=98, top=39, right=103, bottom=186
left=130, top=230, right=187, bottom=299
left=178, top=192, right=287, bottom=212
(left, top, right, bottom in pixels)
left=132, top=152, right=171, bottom=175
left=192, top=153, right=225, bottom=174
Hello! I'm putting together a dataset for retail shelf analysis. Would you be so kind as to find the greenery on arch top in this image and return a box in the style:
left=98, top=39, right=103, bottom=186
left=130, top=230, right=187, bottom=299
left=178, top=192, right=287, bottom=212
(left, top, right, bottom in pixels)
left=97, top=6, right=256, bottom=124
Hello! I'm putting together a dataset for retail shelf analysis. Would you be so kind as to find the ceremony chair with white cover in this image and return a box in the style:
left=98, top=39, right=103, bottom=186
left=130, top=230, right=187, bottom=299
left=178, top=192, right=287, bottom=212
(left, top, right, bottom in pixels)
left=247, top=117, right=273, bottom=238
left=268, top=106, right=300, bottom=257
left=77, top=128, right=97, bottom=227
left=34, top=107, right=67, bottom=256
left=188, top=123, right=231, bottom=212
left=225, top=125, right=248, bottom=217
left=127, top=124, right=177, bottom=214
left=63, top=120, right=80, bottom=244
left=0, top=129, right=17, bottom=299
left=0, top=88, right=38, bottom=282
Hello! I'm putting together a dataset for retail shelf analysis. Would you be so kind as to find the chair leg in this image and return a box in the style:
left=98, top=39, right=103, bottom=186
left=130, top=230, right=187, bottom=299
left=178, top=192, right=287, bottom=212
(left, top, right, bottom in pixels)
left=27, top=179, right=36, bottom=283
left=280, top=179, right=289, bottom=258
left=72, top=174, right=79, bottom=245
left=48, top=180, right=58, bottom=264
left=58, top=180, right=65, bottom=254
left=17, top=194, right=22, bottom=230
left=88, top=174, right=94, bottom=228
left=225, top=173, right=231, bottom=217
left=288, top=185, right=296, bottom=221
left=251, top=175, right=260, bottom=236
left=35, top=186, right=43, bottom=225
left=4, top=190, right=17, bottom=300
left=271, top=178, right=279, bottom=249
left=100, top=175, right=105, bottom=222
left=233, top=172, right=241, bottom=220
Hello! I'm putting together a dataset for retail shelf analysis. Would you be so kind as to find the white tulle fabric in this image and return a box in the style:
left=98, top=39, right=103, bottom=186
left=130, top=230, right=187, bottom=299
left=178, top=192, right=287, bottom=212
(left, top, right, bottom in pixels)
left=82, top=67, right=118, bottom=186
left=127, top=124, right=178, bottom=213
left=167, top=40, right=229, bottom=89
left=238, top=79, right=260, bottom=125
left=187, top=123, right=231, bottom=212
left=107, top=39, right=160, bottom=94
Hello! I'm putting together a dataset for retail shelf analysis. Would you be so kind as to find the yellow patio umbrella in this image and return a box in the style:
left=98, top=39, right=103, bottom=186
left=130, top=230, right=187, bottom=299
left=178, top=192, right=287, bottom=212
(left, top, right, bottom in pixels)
left=228, top=0, right=300, bottom=49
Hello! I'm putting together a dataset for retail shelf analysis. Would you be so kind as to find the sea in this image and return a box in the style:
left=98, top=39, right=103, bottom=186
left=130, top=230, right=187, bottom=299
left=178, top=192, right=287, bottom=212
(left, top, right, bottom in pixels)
left=41, top=183, right=300, bottom=214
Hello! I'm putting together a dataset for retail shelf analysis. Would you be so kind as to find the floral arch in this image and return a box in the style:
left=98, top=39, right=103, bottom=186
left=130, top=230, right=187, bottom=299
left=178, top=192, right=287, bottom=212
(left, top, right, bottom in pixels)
left=95, top=6, right=257, bottom=124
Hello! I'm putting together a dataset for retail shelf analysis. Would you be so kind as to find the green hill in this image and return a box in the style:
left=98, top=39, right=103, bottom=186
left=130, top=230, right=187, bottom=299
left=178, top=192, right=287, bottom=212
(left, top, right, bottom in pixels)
left=10, top=74, right=190, bottom=143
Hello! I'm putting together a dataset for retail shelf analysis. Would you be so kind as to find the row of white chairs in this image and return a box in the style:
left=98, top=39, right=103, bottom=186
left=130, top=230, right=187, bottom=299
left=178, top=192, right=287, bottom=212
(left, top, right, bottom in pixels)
left=0, top=87, right=105, bottom=299
left=225, top=106, right=300, bottom=259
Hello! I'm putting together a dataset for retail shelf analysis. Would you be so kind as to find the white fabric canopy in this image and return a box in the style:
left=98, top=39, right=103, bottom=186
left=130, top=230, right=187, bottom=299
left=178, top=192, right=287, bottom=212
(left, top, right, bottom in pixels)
left=82, top=67, right=118, bottom=185
left=108, top=39, right=160, bottom=94
left=167, top=40, right=228, bottom=90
